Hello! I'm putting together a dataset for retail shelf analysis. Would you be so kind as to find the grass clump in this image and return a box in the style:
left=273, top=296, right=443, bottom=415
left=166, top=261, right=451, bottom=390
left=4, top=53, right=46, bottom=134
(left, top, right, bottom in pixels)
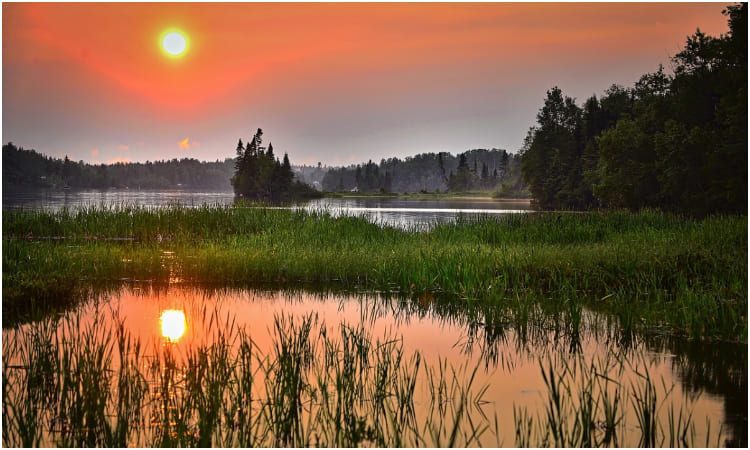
left=513, top=351, right=727, bottom=448
left=2, top=205, right=746, bottom=340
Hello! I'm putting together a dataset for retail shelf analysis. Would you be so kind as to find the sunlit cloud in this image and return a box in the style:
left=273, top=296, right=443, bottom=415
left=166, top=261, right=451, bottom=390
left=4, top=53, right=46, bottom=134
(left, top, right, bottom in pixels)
left=91, top=148, right=99, bottom=157
left=178, top=137, right=191, bottom=150
left=118, top=144, right=129, bottom=151
left=136, top=141, right=144, bottom=147
left=107, top=157, right=130, bottom=164
left=192, top=141, right=200, bottom=147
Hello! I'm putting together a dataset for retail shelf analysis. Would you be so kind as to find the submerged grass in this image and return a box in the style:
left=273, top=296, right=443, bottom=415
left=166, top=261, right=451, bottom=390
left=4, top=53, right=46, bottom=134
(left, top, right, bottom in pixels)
left=3, top=299, right=732, bottom=447
left=513, top=350, right=727, bottom=448
left=2, top=307, right=498, bottom=447
left=2, top=205, right=747, bottom=340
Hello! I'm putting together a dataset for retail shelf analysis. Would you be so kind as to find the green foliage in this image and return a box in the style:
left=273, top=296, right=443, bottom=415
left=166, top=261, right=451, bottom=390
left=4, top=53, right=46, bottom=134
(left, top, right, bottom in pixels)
left=447, top=153, right=477, bottom=191
left=321, top=149, right=523, bottom=194
left=520, top=87, right=594, bottom=209
left=521, top=5, right=747, bottom=216
left=231, top=128, right=320, bottom=202
left=594, top=118, right=659, bottom=208
left=3, top=206, right=746, bottom=341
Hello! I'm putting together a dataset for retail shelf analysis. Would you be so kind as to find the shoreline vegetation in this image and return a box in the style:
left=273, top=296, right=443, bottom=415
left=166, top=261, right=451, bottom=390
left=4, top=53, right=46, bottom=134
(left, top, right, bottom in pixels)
left=518, top=4, right=746, bottom=216
left=3, top=205, right=746, bottom=342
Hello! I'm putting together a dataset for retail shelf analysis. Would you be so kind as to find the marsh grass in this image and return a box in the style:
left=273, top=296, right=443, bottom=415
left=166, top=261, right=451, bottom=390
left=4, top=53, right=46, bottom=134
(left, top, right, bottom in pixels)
left=3, top=206, right=746, bottom=340
left=512, top=351, right=726, bottom=448
left=2, top=306, right=503, bottom=447
left=4, top=293, right=733, bottom=448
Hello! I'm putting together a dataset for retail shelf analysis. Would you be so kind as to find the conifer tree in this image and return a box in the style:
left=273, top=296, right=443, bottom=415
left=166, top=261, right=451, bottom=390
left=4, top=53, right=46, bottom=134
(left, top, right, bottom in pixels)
left=232, top=128, right=316, bottom=202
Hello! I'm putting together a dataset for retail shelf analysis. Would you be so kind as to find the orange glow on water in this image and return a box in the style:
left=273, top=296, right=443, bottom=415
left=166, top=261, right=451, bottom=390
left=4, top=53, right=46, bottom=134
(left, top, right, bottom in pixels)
left=160, top=309, right=186, bottom=342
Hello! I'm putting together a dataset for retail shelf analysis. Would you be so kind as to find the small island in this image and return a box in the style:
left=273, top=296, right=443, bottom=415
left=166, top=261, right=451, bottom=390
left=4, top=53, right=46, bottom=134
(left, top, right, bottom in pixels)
left=231, top=128, right=321, bottom=203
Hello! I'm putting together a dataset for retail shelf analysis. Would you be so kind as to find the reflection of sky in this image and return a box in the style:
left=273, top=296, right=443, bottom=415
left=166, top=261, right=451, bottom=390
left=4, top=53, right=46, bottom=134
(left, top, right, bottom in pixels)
left=4, top=287, right=733, bottom=447
left=305, top=197, right=533, bottom=229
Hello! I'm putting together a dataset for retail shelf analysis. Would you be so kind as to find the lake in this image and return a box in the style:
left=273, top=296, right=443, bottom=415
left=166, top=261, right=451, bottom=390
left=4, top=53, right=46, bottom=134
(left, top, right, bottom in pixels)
left=3, top=191, right=745, bottom=447
left=1, top=188, right=532, bottom=229
left=2, top=286, right=745, bottom=447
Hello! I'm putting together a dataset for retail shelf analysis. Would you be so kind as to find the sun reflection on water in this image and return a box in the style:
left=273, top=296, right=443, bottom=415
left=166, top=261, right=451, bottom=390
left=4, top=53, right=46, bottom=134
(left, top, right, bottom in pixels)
left=160, top=309, right=186, bottom=342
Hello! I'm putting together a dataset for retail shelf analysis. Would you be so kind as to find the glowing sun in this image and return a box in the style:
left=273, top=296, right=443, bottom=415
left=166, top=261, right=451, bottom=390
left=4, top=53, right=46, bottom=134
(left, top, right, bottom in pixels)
left=161, top=31, right=187, bottom=56
left=160, top=309, right=186, bottom=342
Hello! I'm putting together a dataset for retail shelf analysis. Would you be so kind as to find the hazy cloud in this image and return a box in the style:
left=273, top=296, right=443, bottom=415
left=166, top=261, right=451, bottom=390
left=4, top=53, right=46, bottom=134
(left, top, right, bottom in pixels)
left=91, top=148, right=99, bottom=157
left=118, top=145, right=129, bottom=151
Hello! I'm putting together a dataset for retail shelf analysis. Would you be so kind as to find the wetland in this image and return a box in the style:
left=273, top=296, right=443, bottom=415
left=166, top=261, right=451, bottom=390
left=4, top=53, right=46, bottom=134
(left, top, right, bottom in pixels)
left=2, top=202, right=747, bottom=447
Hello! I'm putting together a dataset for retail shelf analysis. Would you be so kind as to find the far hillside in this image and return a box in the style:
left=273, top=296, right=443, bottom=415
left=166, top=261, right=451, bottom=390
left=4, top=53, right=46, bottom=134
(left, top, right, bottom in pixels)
left=3, top=143, right=528, bottom=197
left=2, top=143, right=236, bottom=191
left=321, top=149, right=528, bottom=196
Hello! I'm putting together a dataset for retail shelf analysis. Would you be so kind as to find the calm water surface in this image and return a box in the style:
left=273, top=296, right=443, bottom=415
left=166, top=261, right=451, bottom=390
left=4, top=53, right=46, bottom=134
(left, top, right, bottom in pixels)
left=3, top=286, right=745, bottom=447
left=2, top=188, right=532, bottom=228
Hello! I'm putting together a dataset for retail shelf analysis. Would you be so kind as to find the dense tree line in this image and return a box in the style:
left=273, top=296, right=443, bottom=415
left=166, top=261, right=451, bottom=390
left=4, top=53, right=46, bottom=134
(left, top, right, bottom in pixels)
left=231, top=128, right=320, bottom=202
left=321, top=149, right=526, bottom=194
left=520, top=4, right=746, bottom=215
left=2, top=142, right=235, bottom=191
left=294, top=162, right=328, bottom=190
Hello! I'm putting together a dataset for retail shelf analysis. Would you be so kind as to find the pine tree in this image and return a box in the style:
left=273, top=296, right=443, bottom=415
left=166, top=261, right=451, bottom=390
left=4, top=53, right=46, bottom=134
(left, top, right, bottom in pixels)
left=232, top=128, right=317, bottom=202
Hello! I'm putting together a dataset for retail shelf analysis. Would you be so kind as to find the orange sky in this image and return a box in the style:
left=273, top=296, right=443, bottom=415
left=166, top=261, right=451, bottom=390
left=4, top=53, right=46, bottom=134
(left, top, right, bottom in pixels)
left=2, top=2, right=730, bottom=165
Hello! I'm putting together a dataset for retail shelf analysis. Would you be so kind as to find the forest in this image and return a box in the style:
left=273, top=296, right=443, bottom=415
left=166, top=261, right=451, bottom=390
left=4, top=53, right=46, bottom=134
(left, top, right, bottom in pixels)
left=231, top=128, right=320, bottom=202
left=320, top=148, right=527, bottom=195
left=2, top=142, right=235, bottom=191
left=3, top=143, right=528, bottom=197
left=520, top=3, right=746, bottom=216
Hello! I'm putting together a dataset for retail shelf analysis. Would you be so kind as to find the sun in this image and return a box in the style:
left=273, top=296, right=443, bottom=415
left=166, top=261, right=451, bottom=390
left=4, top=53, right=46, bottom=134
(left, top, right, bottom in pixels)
left=161, top=30, right=188, bottom=57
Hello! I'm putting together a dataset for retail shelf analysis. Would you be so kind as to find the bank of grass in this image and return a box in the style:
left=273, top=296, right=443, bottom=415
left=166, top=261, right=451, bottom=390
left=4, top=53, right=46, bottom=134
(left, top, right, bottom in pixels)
left=2, top=205, right=746, bottom=340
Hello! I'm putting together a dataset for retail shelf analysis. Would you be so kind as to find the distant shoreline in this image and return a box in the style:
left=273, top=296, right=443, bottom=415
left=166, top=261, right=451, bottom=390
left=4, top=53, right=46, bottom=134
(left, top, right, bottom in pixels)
left=323, top=191, right=532, bottom=202
left=2, top=184, right=533, bottom=204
